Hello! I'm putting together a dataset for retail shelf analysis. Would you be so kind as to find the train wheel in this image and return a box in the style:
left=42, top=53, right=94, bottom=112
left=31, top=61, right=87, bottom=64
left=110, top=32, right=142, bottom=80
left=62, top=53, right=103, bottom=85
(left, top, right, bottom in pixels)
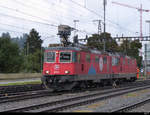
left=79, top=81, right=87, bottom=89
left=43, top=81, right=54, bottom=92
left=41, top=76, right=54, bottom=91
left=61, top=81, right=78, bottom=91
left=112, top=81, right=117, bottom=88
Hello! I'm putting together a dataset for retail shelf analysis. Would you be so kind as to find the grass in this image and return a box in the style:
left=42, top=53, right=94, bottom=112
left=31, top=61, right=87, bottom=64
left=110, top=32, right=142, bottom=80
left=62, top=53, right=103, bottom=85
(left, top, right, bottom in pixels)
left=0, top=80, right=42, bottom=86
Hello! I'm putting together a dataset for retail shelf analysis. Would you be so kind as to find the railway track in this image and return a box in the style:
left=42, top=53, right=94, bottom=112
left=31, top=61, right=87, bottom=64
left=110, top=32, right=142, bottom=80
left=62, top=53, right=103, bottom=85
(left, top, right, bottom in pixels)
left=0, top=90, right=53, bottom=104
left=0, top=84, right=44, bottom=96
left=0, top=80, right=149, bottom=105
left=0, top=79, right=148, bottom=97
left=3, top=81, right=150, bottom=112
left=111, top=95, right=150, bottom=112
left=0, top=85, right=120, bottom=104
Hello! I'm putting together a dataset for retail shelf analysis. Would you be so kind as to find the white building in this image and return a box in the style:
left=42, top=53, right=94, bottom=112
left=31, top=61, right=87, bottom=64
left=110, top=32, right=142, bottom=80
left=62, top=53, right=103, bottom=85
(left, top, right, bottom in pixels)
left=144, top=43, right=150, bottom=74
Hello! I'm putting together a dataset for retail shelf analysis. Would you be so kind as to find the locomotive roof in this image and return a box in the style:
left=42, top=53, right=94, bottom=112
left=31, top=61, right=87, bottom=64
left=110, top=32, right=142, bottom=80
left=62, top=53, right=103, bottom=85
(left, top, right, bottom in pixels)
left=45, top=46, right=102, bottom=54
left=45, top=46, right=133, bottom=59
left=45, top=47, right=81, bottom=51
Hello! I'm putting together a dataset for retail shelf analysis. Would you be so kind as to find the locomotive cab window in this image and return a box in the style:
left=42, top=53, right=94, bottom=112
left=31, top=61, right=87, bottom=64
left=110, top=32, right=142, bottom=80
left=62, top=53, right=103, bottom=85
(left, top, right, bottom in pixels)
left=60, top=52, right=72, bottom=63
left=44, top=52, right=55, bottom=62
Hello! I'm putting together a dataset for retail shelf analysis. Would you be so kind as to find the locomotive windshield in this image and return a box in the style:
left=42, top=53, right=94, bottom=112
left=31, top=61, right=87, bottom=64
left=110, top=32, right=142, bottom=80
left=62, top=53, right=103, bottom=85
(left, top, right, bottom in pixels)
left=60, top=52, right=71, bottom=62
left=44, top=52, right=55, bottom=62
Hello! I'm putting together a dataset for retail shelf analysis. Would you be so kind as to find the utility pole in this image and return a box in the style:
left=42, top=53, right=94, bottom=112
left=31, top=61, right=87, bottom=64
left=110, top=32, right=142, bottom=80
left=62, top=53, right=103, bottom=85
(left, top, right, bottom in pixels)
left=103, top=0, right=107, bottom=52
left=73, top=20, right=79, bottom=36
left=93, top=20, right=102, bottom=35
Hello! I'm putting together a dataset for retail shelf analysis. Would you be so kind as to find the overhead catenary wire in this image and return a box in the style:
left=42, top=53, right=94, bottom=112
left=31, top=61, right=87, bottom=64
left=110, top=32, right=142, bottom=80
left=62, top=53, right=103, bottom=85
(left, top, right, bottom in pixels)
left=0, top=27, right=57, bottom=41
left=16, top=0, right=134, bottom=34
left=0, top=12, right=57, bottom=28
left=0, top=0, right=141, bottom=40
left=13, top=0, right=75, bottom=25
left=0, top=2, right=94, bottom=35
left=46, top=0, right=96, bottom=21
left=0, top=4, right=58, bottom=24
left=0, top=12, right=92, bottom=36
left=68, top=0, right=137, bottom=34
left=13, top=0, right=97, bottom=35
left=14, top=0, right=86, bottom=24
left=0, top=22, right=54, bottom=36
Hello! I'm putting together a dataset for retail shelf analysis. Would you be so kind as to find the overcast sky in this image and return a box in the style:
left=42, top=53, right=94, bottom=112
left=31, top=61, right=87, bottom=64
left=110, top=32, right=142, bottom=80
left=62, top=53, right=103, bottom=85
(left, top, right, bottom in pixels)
left=0, top=0, right=150, bottom=47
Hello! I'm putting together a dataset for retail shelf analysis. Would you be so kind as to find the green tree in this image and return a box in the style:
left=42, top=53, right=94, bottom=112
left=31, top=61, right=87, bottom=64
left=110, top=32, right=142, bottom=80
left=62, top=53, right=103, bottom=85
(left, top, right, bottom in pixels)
left=22, top=50, right=42, bottom=73
left=23, top=29, right=43, bottom=73
left=119, top=39, right=142, bottom=68
left=87, top=33, right=119, bottom=52
left=0, top=33, right=23, bottom=73
left=24, top=29, right=42, bottom=55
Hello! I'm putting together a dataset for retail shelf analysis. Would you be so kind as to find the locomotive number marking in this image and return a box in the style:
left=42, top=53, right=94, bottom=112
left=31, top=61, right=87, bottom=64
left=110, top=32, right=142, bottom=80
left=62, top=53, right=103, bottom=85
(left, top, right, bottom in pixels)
left=99, top=57, right=103, bottom=72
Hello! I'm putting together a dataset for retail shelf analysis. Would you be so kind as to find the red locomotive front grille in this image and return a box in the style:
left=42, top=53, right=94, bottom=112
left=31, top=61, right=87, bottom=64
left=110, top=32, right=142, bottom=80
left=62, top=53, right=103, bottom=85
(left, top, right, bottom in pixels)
left=43, top=63, right=75, bottom=75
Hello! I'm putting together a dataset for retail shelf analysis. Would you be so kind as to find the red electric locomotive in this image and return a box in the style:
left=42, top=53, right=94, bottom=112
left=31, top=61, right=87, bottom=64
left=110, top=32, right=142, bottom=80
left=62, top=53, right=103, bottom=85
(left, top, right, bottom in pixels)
left=42, top=47, right=137, bottom=91
left=41, top=25, right=137, bottom=91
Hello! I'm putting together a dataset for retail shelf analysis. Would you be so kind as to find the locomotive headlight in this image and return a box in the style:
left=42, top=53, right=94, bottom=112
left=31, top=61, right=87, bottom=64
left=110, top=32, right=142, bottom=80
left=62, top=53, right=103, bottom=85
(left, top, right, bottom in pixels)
left=45, top=70, right=50, bottom=74
left=65, top=70, right=70, bottom=74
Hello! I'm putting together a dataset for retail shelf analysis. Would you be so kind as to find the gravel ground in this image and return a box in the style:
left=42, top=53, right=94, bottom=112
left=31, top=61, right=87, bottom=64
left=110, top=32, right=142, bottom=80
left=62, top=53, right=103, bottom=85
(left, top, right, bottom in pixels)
left=0, top=87, right=126, bottom=112
left=0, top=89, right=103, bottom=112
left=1, top=87, right=150, bottom=112
left=62, top=88, right=150, bottom=112
left=129, top=103, right=150, bottom=112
